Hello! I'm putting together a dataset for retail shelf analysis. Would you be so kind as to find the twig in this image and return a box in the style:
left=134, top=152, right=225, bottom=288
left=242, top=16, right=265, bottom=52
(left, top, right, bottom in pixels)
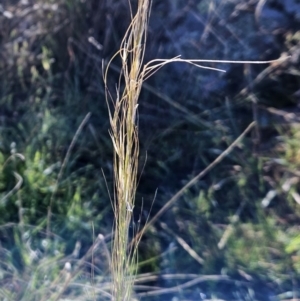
left=47, top=112, right=91, bottom=240
left=0, top=171, right=23, bottom=205
left=132, top=121, right=256, bottom=244
left=218, top=199, right=247, bottom=250
left=160, top=222, right=204, bottom=265
left=136, top=275, right=231, bottom=297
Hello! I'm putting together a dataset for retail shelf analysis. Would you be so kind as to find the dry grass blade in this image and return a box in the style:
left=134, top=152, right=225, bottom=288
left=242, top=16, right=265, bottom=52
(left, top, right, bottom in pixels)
left=131, top=121, right=256, bottom=246
left=102, top=1, right=289, bottom=300
left=46, top=112, right=91, bottom=240
left=104, top=1, right=152, bottom=300
left=136, top=275, right=231, bottom=297
left=218, top=199, right=247, bottom=250
left=0, top=171, right=23, bottom=205
left=160, top=222, right=204, bottom=265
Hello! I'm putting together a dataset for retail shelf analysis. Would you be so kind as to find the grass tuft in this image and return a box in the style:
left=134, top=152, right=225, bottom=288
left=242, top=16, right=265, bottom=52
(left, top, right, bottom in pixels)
left=104, top=1, right=289, bottom=300
left=104, top=1, right=152, bottom=300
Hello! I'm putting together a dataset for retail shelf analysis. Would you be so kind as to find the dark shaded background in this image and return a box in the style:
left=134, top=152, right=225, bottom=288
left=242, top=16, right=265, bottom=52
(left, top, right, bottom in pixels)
left=1, top=0, right=300, bottom=300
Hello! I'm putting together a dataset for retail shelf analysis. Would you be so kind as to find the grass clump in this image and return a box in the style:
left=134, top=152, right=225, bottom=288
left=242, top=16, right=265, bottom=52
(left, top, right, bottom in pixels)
left=104, top=1, right=152, bottom=299
left=103, top=0, right=283, bottom=299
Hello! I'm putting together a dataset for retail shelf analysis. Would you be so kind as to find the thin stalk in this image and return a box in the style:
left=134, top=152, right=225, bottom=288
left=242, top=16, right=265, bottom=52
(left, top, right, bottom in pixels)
left=104, top=1, right=151, bottom=300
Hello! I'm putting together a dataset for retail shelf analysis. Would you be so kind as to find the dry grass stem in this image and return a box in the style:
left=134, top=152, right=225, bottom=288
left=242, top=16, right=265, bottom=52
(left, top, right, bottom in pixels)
left=136, top=275, right=232, bottom=297
left=160, top=222, right=204, bottom=265
left=47, top=112, right=91, bottom=240
left=104, top=1, right=152, bottom=300
left=103, top=0, right=289, bottom=300
left=131, top=121, right=256, bottom=246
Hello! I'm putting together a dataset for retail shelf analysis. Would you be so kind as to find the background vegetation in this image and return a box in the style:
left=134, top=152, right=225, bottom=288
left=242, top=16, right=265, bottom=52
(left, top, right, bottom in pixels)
left=0, top=0, right=300, bottom=300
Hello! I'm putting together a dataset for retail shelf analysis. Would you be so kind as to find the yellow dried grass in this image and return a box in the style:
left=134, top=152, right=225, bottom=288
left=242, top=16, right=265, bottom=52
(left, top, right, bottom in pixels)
left=103, top=1, right=289, bottom=300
